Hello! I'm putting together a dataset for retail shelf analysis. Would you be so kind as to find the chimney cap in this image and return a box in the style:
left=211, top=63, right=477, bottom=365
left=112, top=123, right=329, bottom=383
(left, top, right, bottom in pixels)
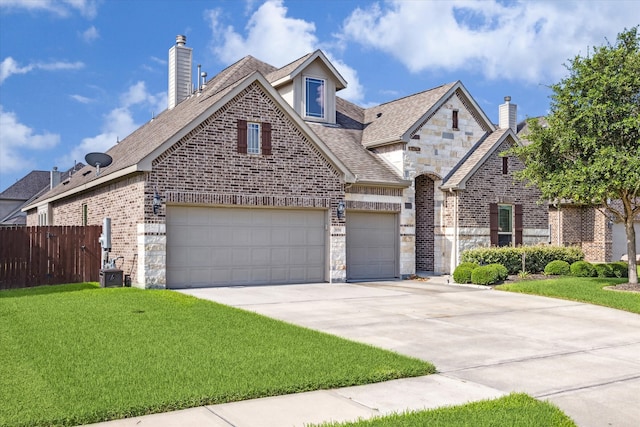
left=176, top=35, right=186, bottom=46
left=504, top=96, right=511, bottom=102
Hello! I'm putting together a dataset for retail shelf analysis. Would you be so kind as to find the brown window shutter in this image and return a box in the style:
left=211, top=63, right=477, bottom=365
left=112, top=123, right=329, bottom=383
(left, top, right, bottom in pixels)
left=490, top=203, right=498, bottom=246
left=237, top=119, right=247, bottom=154
left=262, top=122, right=272, bottom=155
left=515, top=204, right=523, bottom=246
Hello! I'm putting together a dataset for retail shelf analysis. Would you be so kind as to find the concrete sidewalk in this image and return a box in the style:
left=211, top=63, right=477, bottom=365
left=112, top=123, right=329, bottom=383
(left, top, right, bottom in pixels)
left=87, top=277, right=640, bottom=427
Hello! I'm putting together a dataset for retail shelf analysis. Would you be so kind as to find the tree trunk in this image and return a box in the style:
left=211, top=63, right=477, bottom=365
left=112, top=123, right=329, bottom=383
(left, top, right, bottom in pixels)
left=625, top=216, right=638, bottom=284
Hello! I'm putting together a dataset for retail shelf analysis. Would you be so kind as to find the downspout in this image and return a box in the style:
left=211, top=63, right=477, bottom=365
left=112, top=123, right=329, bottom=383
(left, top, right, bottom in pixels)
left=557, top=201, right=562, bottom=246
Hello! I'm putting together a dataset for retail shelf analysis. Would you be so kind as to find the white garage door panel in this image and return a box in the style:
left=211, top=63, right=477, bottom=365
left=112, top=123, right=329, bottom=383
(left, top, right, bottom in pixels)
left=167, top=206, right=326, bottom=288
left=347, top=212, right=398, bottom=281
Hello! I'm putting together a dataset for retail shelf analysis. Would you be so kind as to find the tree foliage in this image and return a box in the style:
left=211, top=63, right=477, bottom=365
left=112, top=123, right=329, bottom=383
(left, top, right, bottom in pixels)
left=510, top=27, right=640, bottom=283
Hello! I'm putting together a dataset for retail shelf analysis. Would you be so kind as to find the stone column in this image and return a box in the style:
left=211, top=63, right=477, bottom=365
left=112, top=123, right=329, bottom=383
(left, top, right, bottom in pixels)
left=136, top=223, right=167, bottom=289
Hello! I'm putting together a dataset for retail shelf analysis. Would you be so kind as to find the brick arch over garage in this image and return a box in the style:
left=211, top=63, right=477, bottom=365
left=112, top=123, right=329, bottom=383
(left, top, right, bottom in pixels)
left=415, top=173, right=439, bottom=271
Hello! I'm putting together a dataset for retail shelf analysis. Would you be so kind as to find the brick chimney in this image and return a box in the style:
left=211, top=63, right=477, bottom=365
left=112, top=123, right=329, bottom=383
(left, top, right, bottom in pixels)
left=168, top=35, right=193, bottom=110
left=499, top=96, right=517, bottom=132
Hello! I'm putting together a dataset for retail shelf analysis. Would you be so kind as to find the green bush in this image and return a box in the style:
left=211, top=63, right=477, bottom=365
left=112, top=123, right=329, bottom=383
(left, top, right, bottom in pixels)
left=487, top=263, right=509, bottom=281
left=544, top=260, right=570, bottom=276
left=570, top=260, right=596, bottom=277
left=609, top=261, right=629, bottom=278
left=594, top=263, right=615, bottom=278
left=471, top=265, right=500, bottom=285
left=453, top=267, right=474, bottom=284
left=461, top=245, right=584, bottom=275
left=457, top=262, right=480, bottom=270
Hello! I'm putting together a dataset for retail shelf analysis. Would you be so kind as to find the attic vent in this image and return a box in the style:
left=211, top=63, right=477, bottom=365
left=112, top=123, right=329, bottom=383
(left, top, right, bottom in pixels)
left=376, top=112, right=382, bottom=118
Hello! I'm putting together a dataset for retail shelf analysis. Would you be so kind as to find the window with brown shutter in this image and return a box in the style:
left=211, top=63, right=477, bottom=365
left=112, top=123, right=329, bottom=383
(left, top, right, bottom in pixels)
left=490, top=203, right=499, bottom=246
left=515, top=204, right=523, bottom=246
left=237, top=119, right=247, bottom=154
left=262, top=122, right=272, bottom=155
left=452, top=110, right=459, bottom=130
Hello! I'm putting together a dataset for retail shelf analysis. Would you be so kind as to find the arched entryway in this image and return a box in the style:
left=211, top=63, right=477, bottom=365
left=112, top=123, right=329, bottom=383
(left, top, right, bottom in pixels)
left=415, top=174, right=436, bottom=272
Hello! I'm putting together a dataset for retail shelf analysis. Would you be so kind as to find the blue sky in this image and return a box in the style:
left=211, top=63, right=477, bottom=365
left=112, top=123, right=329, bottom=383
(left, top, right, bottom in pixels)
left=1, top=0, right=638, bottom=192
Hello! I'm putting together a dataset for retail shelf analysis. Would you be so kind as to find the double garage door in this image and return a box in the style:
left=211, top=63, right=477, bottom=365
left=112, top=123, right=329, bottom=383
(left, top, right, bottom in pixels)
left=167, top=206, right=326, bottom=288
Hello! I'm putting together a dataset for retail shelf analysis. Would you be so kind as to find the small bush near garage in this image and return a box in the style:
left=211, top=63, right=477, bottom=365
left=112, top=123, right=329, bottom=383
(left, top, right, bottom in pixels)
left=487, top=263, right=509, bottom=281
left=471, top=265, right=501, bottom=286
left=544, top=260, right=571, bottom=276
left=570, top=261, right=596, bottom=277
left=609, top=261, right=629, bottom=278
left=594, top=263, right=615, bottom=278
left=452, top=262, right=479, bottom=284
left=461, top=246, right=584, bottom=275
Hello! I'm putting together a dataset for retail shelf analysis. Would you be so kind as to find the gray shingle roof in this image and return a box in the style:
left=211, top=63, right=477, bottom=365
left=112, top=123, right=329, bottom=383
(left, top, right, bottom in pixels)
left=361, top=82, right=458, bottom=147
left=0, top=171, right=50, bottom=199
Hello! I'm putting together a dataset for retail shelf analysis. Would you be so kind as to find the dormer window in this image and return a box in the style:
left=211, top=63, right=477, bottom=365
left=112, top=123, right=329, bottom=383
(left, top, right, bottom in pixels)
left=305, top=77, right=325, bottom=119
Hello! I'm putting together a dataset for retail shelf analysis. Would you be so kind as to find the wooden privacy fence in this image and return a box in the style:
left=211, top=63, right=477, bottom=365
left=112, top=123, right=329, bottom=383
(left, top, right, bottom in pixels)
left=0, top=226, right=101, bottom=290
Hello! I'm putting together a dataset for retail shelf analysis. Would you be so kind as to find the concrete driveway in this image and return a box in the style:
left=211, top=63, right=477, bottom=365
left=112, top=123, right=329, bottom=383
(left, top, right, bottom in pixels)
left=180, top=279, right=640, bottom=427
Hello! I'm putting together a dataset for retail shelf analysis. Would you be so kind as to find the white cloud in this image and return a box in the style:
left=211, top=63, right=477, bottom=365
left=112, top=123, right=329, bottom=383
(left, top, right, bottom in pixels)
left=70, top=94, right=93, bottom=103
left=0, top=106, right=60, bottom=174
left=340, top=0, right=640, bottom=84
left=80, top=25, right=99, bottom=43
left=205, top=0, right=364, bottom=102
left=0, top=57, right=84, bottom=84
left=0, top=0, right=98, bottom=18
left=61, top=82, right=166, bottom=166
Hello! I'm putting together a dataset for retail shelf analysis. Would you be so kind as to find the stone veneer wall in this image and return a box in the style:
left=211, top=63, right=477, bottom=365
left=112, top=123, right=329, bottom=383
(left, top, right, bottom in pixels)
left=374, top=90, right=491, bottom=275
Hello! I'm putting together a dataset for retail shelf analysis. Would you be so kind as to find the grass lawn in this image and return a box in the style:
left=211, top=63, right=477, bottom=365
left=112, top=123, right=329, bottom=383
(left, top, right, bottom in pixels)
left=496, top=277, right=640, bottom=314
left=0, top=283, right=434, bottom=427
left=315, top=393, right=575, bottom=427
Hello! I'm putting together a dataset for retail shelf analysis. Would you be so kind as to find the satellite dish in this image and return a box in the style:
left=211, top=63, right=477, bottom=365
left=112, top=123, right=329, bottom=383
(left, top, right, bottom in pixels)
left=85, top=152, right=113, bottom=176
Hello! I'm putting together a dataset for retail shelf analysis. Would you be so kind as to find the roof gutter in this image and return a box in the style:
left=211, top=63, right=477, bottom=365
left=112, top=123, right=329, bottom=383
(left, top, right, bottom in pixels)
left=22, top=165, right=140, bottom=211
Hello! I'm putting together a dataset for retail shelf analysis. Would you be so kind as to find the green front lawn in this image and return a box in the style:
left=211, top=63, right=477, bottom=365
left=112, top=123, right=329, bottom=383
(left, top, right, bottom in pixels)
left=497, top=277, right=640, bottom=314
left=0, top=284, right=434, bottom=427
left=316, top=393, right=575, bottom=427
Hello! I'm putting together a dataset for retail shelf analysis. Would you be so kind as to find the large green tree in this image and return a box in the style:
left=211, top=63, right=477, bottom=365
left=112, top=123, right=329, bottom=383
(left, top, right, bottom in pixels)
left=511, top=27, right=640, bottom=284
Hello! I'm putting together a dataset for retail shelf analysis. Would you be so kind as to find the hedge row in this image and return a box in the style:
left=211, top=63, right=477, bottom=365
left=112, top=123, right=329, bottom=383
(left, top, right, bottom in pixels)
left=460, top=245, right=584, bottom=275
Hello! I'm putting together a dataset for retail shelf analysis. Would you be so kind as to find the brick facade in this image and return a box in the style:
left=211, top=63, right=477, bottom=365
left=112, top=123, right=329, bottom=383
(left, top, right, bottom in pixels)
left=549, top=205, right=611, bottom=262
left=415, top=174, right=435, bottom=271
left=456, top=140, right=548, bottom=254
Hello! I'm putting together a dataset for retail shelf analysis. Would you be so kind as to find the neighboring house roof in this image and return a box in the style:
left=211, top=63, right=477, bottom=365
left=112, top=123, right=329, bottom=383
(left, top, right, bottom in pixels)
left=361, top=81, right=495, bottom=148
left=0, top=171, right=50, bottom=200
left=1, top=164, right=83, bottom=224
left=441, top=128, right=515, bottom=190
left=516, top=116, right=547, bottom=145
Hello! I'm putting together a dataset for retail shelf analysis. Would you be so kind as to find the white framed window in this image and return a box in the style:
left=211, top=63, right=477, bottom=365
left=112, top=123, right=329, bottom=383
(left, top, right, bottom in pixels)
left=247, top=122, right=261, bottom=154
left=498, top=204, right=513, bottom=247
left=305, top=77, right=325, bottom=119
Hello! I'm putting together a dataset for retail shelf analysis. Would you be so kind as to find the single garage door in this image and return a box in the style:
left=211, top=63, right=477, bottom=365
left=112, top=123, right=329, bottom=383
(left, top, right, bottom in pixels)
left=346, top=212, right=398, bottom=281
left=612, top=221, right=638, bottom=262
left=167, top=206, right=326, bottom=288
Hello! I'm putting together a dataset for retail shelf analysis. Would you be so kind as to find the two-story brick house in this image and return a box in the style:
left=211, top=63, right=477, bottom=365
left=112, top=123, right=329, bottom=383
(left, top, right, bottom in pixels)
left=25, top=36, right=548, bottom=288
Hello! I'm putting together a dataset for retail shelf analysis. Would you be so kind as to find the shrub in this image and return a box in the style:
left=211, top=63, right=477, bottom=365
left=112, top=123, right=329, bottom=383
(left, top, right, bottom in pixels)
left=461, top=245, right=584, bottom=275
left=570, top=261, right=596, bottom=277
left=594, top=263, right=615, bottom=278
left=487, top=263, right=508, bottom=281
left=609, top=261, right=629, bottom=278
left=471, top=265, right=500, bottom=286
left=544, top=260, right=570, bottom=276
left=453, top=267, right=474, bottom=284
